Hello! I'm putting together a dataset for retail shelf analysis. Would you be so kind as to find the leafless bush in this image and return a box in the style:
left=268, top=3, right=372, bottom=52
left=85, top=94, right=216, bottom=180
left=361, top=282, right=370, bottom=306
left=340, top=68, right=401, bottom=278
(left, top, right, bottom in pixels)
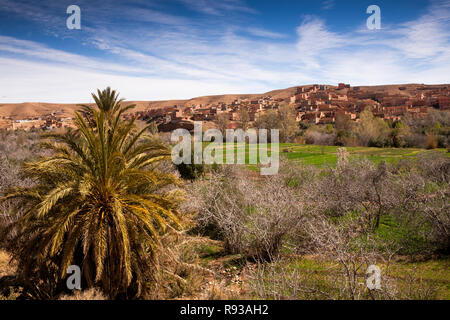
left=0, top=133, right=39, bottom=244
left=0, top=131, right=47, bottom=162
left=189, top=167, right=305, bottom=261
left=247, top=205, right=438, bottom=300
left=416, top=151, right=450, bottom=183
left=247, top=254, right=438, bottom=300
left=59, top=288, right=106, bottom=300
left=148, top=230, right=215, bottom=299
left=298, top=150, right=449, bottom=253
left=303, top=156, right=395, bottom=233
left=300, top=211, right=398, bottom=299
left=305, top=130, right=335, bottom=146
left=403, top=133, right=428, bottom=148
left=392, top=168, right=450, bottom=252
left=0, top=161, right=28, bottom=239
left=247, top=258, right=344, bottom=300
left=277, top=157, right=320, bottom=189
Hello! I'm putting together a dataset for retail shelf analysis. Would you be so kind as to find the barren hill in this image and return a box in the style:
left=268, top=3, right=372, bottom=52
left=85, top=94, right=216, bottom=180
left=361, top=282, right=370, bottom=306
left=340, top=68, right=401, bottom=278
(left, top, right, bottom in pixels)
left=0, top=84, right=447, bottom=120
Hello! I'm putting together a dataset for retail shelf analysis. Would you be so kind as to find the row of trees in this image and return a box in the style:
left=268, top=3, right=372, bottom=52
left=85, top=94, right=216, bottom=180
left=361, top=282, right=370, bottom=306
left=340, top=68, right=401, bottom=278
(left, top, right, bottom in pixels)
left=216, top=103, right=299, bottom=143
left=304, top=109, right=450, bottom=149
left=215, top=104, right=450, bottom=148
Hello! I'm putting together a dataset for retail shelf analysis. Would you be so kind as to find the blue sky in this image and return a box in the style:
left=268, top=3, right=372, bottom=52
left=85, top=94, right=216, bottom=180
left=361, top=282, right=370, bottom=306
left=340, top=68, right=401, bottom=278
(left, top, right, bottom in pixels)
left=0, top=0, right=448, bottom=103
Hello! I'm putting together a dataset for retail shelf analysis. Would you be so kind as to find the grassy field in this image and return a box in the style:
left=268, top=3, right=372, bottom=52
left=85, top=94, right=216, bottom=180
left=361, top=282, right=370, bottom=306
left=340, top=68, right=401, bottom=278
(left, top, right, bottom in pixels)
left=278, top=144, right=447, bottom=166
left=202, top=142, right=448, bottom=168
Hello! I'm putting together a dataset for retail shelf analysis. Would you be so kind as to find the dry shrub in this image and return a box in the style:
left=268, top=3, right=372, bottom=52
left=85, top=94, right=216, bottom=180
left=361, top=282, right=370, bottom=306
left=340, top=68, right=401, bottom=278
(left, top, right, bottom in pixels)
left=426, top=133, right=438, bottom=149
left=416, top=151, right=450, bottom=183
left=246, top=259, right=328, bottom=300
left=300, top=212, right=399, bottom=299
left=247, top=211, right=438, bottom=300
left=148, top=231, right=214, bottom=299
left=59, top=288, right=106, bottom=300
left=0, top=131, right=48, bottom=162
left=189, top=167, right=305, bottom=261
left=302, top=156, right=395, bottom=232
left=305, top=130, right=335, bottom=146
left=392, top=165, right=450, bottom=252
left=0, top=250, right=15, bottom=278
left=247, top=256, right=438, bottom=300
left=296, top=150, right=449, bottom=254
left=200, top=279, right=241, bottom=300
left=0, top=132, right=41, bottom=243
left=242, top=152, right=445, bottom=300
left=0, top=249, right=20, bottom=300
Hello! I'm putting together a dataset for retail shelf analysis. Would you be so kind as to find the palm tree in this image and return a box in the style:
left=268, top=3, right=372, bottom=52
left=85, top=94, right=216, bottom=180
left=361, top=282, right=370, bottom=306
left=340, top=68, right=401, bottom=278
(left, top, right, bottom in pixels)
left=78, top=87, right=136, bottom=127
left=0, top=88, right=183, bottom=299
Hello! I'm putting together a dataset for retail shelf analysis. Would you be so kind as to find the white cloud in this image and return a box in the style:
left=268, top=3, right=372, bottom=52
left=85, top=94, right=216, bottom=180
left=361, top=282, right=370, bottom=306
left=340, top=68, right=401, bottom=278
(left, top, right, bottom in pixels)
left=293, top=1, right=450, bottom=85
left=176, top=0, right=257, bottom=15
left=245, top=27, right=287, bottom=39
left=388, top=0, right=450, bottom=58
left=124, top=8, right=191, bottom=26
left=0, top=56, right=269, bottom=103
left=322, top=0, right=335, bottom=10
left=0, top=36, right=142, bottom=74
left=0, top=0, right=448, bottom=103
left=296, top=17, right=352, bottom=69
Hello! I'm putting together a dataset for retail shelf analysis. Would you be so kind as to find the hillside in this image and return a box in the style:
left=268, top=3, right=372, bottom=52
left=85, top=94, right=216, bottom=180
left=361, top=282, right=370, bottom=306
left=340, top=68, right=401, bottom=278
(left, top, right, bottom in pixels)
left=0, top=83, right=447, bottom=120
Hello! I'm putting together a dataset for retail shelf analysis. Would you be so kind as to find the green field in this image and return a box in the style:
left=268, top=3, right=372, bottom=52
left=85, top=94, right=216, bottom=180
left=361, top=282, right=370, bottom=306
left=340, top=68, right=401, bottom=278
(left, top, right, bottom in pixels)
left=277, top=144, right=448, bottom=167
left=202, top=142, right=448, bottom=168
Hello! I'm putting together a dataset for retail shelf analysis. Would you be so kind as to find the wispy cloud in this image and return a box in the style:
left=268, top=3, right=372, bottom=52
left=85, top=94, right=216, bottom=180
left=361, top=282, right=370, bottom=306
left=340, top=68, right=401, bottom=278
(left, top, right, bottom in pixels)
left=176, top=0, right=257, bottom=15
left=293, top=1, right=450, bottom=85
left=0, top=36, right=157, bottom=77
left=322, top=0, right=335, bottom=10
left=296, top=16, right=352, bottom=68
left=124, top=8, right=191, bottom=26
left=0, top=0, right=448, bottom=103
left=388, top=0, right=450, bottom=58
left=245, top=27, right=287, bottom=39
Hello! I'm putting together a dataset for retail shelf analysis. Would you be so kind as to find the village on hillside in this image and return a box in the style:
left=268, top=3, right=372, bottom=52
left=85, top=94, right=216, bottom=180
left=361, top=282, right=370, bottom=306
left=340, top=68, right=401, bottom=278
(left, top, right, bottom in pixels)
left=0, top=109, right=76, bottom=131
left=1, top=84, right=449, bottom=132
left=132, top=83, right=450, bottom=132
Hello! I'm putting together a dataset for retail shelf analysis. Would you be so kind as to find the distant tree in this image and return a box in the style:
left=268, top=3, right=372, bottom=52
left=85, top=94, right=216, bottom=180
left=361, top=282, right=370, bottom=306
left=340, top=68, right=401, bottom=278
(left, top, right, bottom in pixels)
left=299, top=122, right=310, bottom=131
left=354, top=109, right=390, bottom=147
left=255, top=104, right=298, bottom=143
left=278, top=103, right=299, bottom=143
left=175, top=145, right=205, bottom=181
left=216, top=113, right=230, bottom=136
left=389, top=121, right=410, bottom=148
left=255, top=110, right=281, bottom=130
left=335, top=113, right=353, bottom=133
left=238, top=108, right=250, bottom=131
left=425, top=131, right=438, bottom=149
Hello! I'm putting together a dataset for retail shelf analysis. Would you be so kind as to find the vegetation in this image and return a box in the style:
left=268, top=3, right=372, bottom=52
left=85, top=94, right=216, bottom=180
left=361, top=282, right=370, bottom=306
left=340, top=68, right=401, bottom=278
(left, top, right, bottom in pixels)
left=299, top=109, right=450, bottom=149
left=251, top=104, right=449, bottom=149
left=0, top=88, right=184, bottom=299
left=191, top=153, right=449, bottom=299
left=255, top=103, right=299, bottom=143
left=175, top=145, right=205, bottom=181
left=0, top=88, right=448, bottom=301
